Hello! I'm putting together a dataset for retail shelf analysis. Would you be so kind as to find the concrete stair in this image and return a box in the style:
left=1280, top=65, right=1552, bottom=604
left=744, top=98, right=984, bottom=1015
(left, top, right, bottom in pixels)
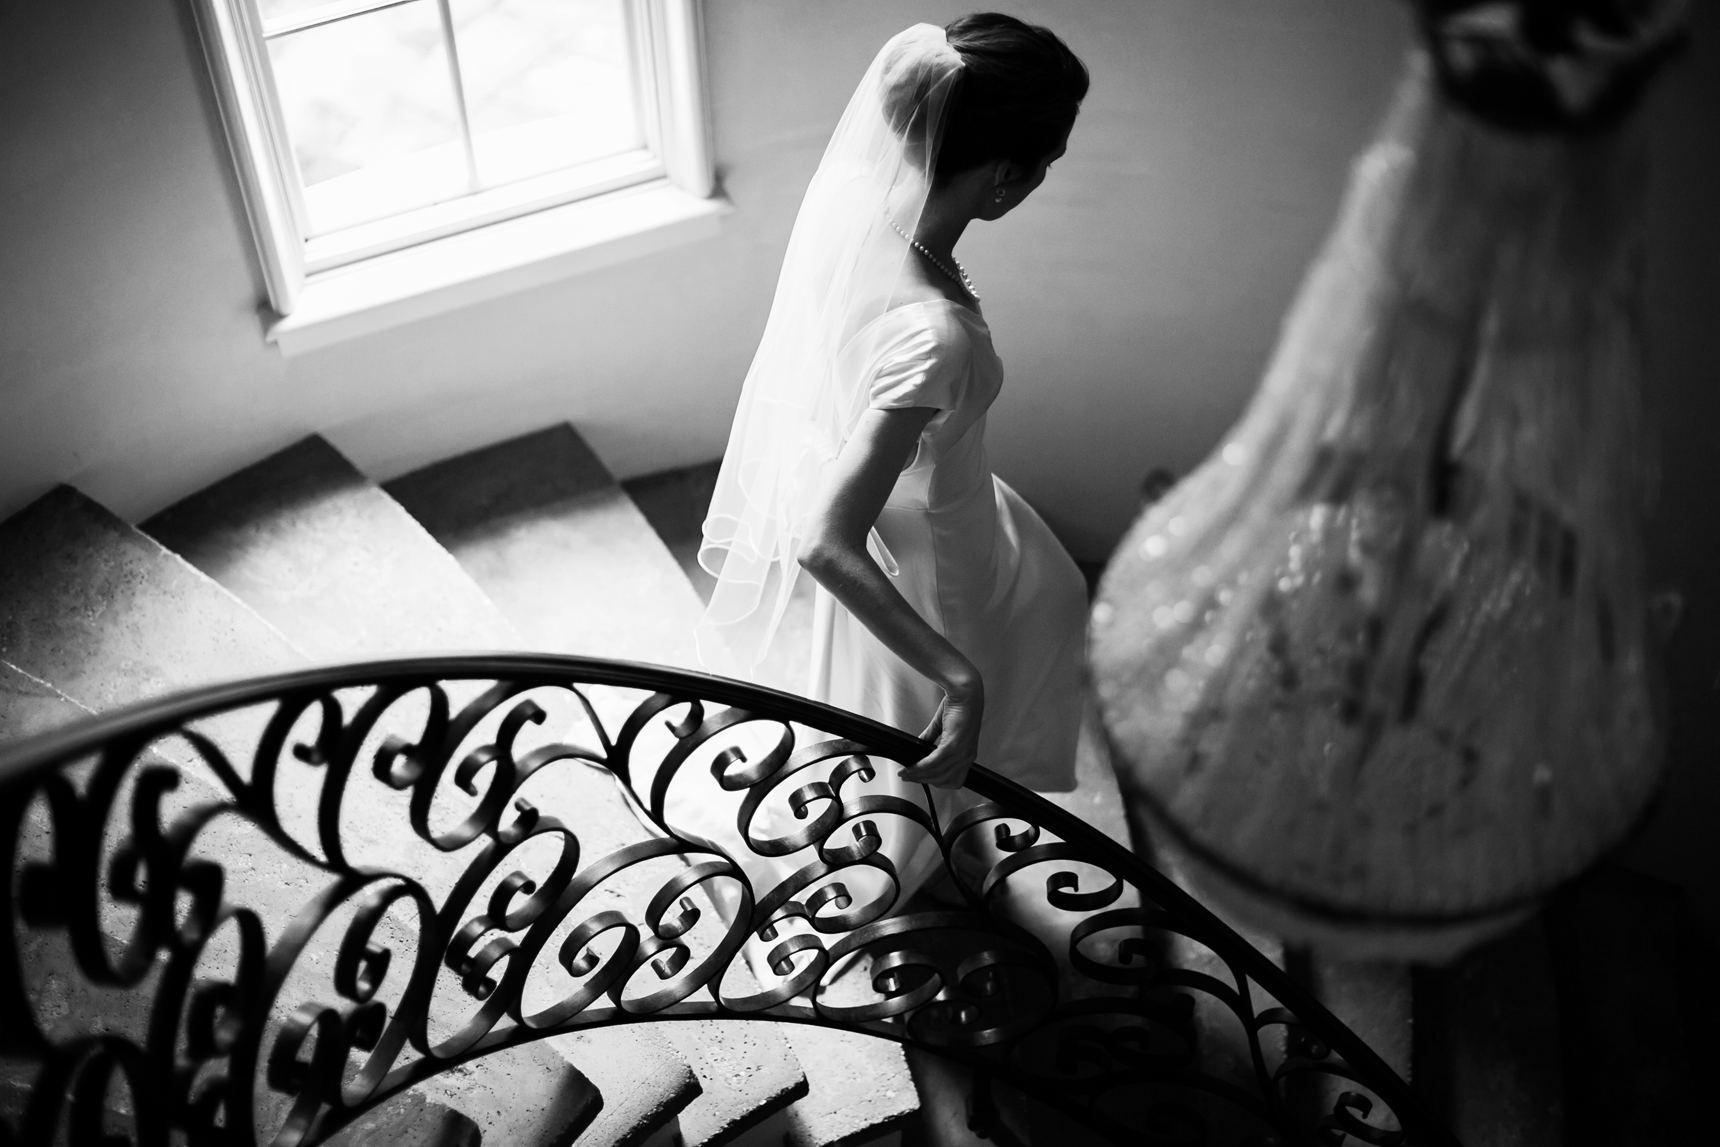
left=0, top=658, right=90, bottom=744
left=0, top=485, right=304, bottom=711
left=384, top=425, right=704, bottom=670
left=143, top=435, right=518, bottom=659
left=323, top=1089, right=482, bottom=1147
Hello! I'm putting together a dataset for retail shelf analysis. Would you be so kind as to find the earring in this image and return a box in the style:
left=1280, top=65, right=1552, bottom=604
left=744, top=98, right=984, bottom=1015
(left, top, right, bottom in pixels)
left=994, top=186, right=1007, bottom=204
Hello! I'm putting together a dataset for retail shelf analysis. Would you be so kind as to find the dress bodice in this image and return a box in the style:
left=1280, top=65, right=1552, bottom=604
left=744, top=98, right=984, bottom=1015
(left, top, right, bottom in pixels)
left=846, top=299, right=1004, bottom=511
left=815, top=297, right=1086, bottom=797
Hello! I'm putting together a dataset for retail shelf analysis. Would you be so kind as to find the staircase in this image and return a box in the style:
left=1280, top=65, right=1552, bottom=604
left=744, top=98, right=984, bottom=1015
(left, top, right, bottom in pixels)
left=1, top=426, right=1703, bottom=1147
left=0, top=426, right=951, bottom=1147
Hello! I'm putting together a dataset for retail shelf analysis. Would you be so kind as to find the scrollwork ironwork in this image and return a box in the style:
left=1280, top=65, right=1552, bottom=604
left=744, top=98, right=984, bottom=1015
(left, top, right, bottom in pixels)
left=0, top=655, right=1457, bottom=1146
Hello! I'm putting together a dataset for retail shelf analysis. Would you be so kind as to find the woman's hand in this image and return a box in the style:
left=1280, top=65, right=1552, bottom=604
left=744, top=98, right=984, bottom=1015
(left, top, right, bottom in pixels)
left=900, top=678, right=984, bottom=789
left=798, top=404, right=987, bottom=790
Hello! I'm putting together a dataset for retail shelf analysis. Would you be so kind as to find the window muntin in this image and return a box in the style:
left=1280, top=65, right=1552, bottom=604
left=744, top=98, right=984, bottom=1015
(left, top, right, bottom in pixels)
left=263, top=0, right=647, bottom=242
left=195, top=0, right=710, bottom=310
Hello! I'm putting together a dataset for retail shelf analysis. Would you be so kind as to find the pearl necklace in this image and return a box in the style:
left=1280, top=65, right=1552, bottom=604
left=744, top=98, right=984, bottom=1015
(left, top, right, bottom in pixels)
left=884, top=210, right=981, bottom=302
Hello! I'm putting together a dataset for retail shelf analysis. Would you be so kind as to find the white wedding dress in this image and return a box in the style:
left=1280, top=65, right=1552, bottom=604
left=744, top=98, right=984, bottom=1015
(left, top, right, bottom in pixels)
left=692, top=24, right=1086, bottom=923
left=809, top=298, right=1087, bottom=794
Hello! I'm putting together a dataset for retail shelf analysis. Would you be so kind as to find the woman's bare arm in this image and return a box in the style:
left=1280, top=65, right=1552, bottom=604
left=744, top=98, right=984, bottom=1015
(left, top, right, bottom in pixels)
left=798, top=406, right=982, bottom=787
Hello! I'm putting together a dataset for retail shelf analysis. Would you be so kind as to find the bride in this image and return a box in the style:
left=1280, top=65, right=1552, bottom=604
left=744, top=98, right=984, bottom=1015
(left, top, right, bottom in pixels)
left=696, top=15, right=1091, bottom=894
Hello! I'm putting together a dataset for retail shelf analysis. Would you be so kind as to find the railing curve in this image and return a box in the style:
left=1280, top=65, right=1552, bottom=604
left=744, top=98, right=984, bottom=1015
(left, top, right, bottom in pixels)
left=0, top=655, right=1456, bottom=1146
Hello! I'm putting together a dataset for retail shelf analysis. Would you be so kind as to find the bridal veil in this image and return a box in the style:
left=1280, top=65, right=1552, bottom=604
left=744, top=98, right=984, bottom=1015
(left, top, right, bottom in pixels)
left=695, top=24, right=964, bottom=677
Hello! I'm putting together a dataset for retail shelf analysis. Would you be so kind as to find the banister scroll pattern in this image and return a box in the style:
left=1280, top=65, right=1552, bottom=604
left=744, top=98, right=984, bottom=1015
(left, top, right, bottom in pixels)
left=0, top=655, right=1456, bottom=1146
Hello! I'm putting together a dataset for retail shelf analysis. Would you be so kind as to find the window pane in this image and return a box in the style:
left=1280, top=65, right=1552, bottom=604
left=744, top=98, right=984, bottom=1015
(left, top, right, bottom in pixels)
left=451, top=0, right=642, bottom=188
left=268, top=0, right=468, bottom=234
left=258, top=0, right=415, bottom=33
left=259, top=1, right=409, bottom=25
left=259, top=0, right=337, bottom=20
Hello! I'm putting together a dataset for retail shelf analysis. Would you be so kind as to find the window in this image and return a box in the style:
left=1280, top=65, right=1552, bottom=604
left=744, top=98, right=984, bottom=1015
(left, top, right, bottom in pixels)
left=194, top=0, right=716, bottom=346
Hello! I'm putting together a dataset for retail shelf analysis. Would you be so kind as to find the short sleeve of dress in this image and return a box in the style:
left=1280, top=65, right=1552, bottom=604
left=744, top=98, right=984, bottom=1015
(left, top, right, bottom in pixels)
left=865, top=305, right=971, bottom=412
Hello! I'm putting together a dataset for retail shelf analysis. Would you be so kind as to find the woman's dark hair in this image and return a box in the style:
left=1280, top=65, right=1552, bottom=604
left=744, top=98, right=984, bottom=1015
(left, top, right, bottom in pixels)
left=936, top=13, right=1089, bottom=182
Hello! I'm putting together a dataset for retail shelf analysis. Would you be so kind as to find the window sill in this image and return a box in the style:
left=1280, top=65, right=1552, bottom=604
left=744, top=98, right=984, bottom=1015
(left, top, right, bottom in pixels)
left=265, top=180, right=730, bottom=358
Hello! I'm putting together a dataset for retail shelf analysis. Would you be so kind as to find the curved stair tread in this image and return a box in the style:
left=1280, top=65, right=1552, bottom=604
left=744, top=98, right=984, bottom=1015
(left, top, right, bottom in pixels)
left=0, top=485, right=305, bottom=710
left=658, top=1018, right=807, bottom=1147
left=131, top=437, right=702, bottom=1147
left=0, top=658, right=87, bottom=745
left=384, top=425, right=703, bottom=669
left=321, top=1088, right=482, bottom=1147
left=411, top=1040, right=604, bottom=1147
left=779, top=1025, right=916, bottom=1147
left=143, top=435, right=519, bottom=659
left=0, top=484, right=307, bottom=815
left=550, top=1028, right=701, bottom=1147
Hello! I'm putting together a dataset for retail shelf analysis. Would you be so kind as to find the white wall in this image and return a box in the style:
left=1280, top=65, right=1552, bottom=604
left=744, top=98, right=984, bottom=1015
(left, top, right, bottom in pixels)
left=5, top=0, right=1717, bottom=930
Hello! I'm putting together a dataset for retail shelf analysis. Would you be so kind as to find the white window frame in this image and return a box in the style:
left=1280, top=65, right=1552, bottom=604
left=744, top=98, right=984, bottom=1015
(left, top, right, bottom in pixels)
left=193, top=0, right=720, bottom=354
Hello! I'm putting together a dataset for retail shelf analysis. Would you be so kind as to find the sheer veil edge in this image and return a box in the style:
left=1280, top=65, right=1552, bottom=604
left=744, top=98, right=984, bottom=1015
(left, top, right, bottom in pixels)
left=695, top=24, right=963, bottom=678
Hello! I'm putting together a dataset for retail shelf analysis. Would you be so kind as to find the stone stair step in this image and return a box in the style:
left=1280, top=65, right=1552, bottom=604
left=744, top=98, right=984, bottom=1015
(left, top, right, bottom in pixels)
left=537, top=765, right=802, bottom=1147
left=0, top=658, right=89, bottom=744
left=322, top=1088, right=483, bottom=1147
left=660, top=1021, right=808, bottom=1147
left=552, top=1027, right=702, bottom=1147
left=0, top=485, right=304, bottom=711
left=134, top=438, right=699, bottom=1147
left=143, top=435, right=518, bottom=658
left=780, top=1027, right=916, bottom=1147
left=411, top=1039, right=604, bottom=1147
left=385, top=425, right=703, bottom=668
left=386, top=426, right=859, bottom=1146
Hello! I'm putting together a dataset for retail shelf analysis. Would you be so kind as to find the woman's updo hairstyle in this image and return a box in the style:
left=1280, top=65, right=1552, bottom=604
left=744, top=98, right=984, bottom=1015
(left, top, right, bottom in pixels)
left=936, top=13, right=1089, bottom=183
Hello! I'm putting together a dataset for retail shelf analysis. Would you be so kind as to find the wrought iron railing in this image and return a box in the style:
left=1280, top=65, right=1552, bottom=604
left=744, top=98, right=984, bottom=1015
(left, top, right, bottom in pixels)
left=0, top=655, right=1455, bottom=1146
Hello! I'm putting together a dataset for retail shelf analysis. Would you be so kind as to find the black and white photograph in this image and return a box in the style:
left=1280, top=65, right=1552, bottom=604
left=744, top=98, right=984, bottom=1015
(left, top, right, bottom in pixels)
left=1, top=3, right=1714, bottom=1145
